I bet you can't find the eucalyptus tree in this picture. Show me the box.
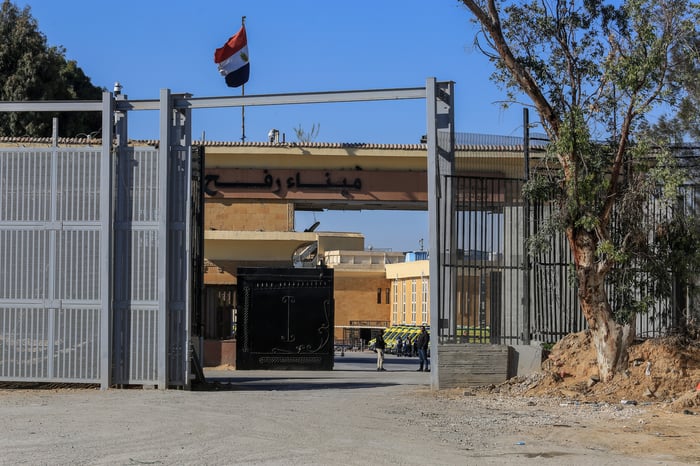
[460,0,700,381]
[0,0,103,137]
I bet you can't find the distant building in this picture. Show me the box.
[323,249,405,347]
[385,254,431,328]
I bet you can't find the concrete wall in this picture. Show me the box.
[206,200,293,231]
[509,344,544,378]
[202,339,236,367]
[437,344,512,388]
[436,343,543,388]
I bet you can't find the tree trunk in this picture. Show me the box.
[569,229,635,382]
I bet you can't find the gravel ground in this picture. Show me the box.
[0,351,697,465]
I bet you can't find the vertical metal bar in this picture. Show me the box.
[426,78,440,386]
[427,78,454,389]
[459,184,465,334]
[157,89,171,389]
[19,305,26,378]
[522,108,531,344]
[51,118,58,147]
[11,308,16,378]
[464,179,471,333]
[130,311,137,379]
[27,309,33,378]
[68,309,74,378]
[2,309,8,377]
[77,309,82,379]
[176,100,192,388]
[46,128,60,380]
[99,91,114,389]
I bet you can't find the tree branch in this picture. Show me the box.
[461,0,561,136]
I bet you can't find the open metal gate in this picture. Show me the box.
[445,176,527,345]
[111,89,194,387]
[0,146,108,383]
[0,91,195,388]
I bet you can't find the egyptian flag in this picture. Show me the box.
[214,26,250,88]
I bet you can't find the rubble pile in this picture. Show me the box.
[480,330,700,412]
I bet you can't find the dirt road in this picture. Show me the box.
[0,351,698,465]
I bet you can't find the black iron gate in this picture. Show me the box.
[236,267,334,370]
[443,175,526,345]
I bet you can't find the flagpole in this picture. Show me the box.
[240,15,246,142]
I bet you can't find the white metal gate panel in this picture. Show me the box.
[166,146,191,386]
[113,147,161,385]
[111,144,191,387]
[0,148,103,383]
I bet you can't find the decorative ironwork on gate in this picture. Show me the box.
[236,267,334,370]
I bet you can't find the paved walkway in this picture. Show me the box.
[203,350,430,389]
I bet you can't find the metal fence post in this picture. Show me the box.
[427,78,455,389]
[100,91,114,389]
[522,108,531,345]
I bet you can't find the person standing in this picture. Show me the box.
[375,329,387,371]
[416,326,430,372]
[395,336,403,357]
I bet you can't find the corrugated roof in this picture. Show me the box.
[0,137,542,152]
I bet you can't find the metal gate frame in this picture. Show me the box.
[1,80,448,389]
[0,96,113,387]
[0,91,194,389]
[111,89,193,388]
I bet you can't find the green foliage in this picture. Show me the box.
[466,0,700,141]
[463,0,700,325]
[0,0,103,137]
[604,206,700,325]
[647,210,700,298]
[596,148,694,323]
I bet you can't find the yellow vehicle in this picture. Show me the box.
[385,325,408,352]
[386,325,428,354]
[367,327,394,350]
[456,325,490,343]
[368,325,430,353]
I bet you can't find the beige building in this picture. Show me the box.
[324,249,405,345]
[385,257,431,328]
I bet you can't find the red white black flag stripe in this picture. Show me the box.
[214,26,250,88]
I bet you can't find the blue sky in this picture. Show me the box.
[17,0,529,252]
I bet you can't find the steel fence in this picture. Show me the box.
[437,167,699,346]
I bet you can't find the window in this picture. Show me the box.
[401,281,406,323]
[386,288,390,304]
[377,288,382,304]
[392,281,398,323]
[421,277,429,324]
[411,279,417,324]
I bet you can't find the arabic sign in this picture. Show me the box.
[203,168,429,203]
